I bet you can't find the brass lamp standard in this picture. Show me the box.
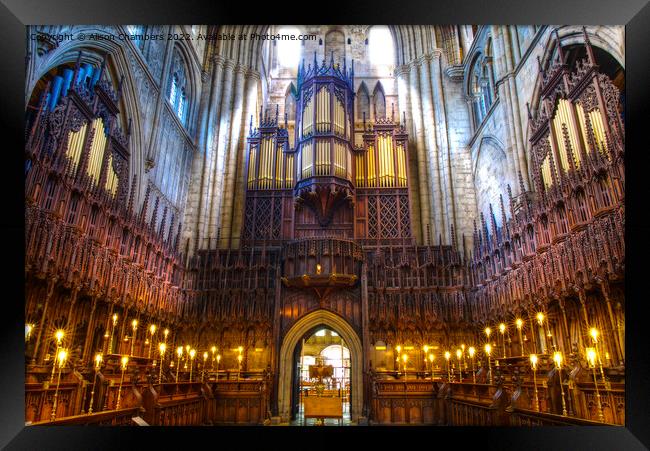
[589,327,609,389]
[147,325,157,359]
[428,354,435,380]
[202,352,208,382]
[25,323,34,342]
[586,347,605,422]
[50,329,65,383]
[469,347,476,383]
[237,354,243,380]
[553,351,568,416]
[499,323,507,358]
[50,348,68,421]
[175,346,183,382]
[158,343,166,384]
[109,314,118,354]
[189,349,196,382]
[461,344,467,370]
[88,353,102,414]
[530,354,540,412]
[484,327,492,342]
[484,344,493,385]
[216,354,221,379]
[444,351,451,382]
[130,320,138,357]
[115,355,129,410]
[401,353,408,378]
[455,349,463,381]
[423,345,429,373]
[395,345,402,372]
[516,318,524,356]
[210,346,217,371]
[536,312,546,352]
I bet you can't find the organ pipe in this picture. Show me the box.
[65,122,88,177]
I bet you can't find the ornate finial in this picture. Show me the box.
[554,28,565,64]
[284,112,288,128]
[330,50,334,67]
[313,51,318,70]
[362,111,366,131]
[518,170,526,194]
[582,26,596,65]
[391,103,395,122]
[275,103,279,124]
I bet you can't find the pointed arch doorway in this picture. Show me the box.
[277,309,363,424]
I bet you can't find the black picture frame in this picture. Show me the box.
[2,0,649,449]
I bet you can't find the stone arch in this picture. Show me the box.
[372,81,386,120]
[356,81,370,121]
[277,309,363,423]
[473,136,510,227]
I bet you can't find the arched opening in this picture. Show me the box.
[292,327,351,425]
[277,309,363,424]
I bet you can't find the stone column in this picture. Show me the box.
[219,63,247,248]
[419,54,444,243]
[230,70,260,248]
[407,61,434,244]
[194,55,225,252]
[208,59,235,248]
[395,64,424,244]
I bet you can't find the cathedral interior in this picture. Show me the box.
[24,24,625,426]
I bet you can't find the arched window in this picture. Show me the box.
[276,27,302,69]
[373,83,386,120]
[368,26,395,68]
[167,48,190,126]
[356,83,370,122]
[468,39,496,129]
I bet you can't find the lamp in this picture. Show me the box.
[175,346,183,382]
[115,355,129,410]
[237,354,243,380]
[25,323,34,342]
[586,347,605,422]
[130,319,138,356]
[484,327,491,340]
[499,323,507,358]
[147,324,157,359]
[484,344,493,384]
[461,344,467,370]
[444,351,451,382]
[163,328,169,344]
[202,352,208,382]
[158,343,166,384]
[210,346,217,371]
[515,318,524,355]
[109,313,118,354]
[589,327,608,388]
[401,353,408,377]
[50,329,65,383]
[189,349,196,382]
[423,345,429,372]
[50,348,68,421]
[469,347,476,383]
[87,352,103,414]
[428,354,435,380]
[455,349,462,380]
[553,351,567,416]
[530,354,540,412]
[216,354,221,378]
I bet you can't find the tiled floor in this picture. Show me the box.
[289,402,353,426]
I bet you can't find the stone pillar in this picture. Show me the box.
[219,64,247,248]
[195,55,225,252]
[395,64,424,244]
[419,53,444,244]
[230,70,260,248]
[407,61,434,244]
[208,59,235,248]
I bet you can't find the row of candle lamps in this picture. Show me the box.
[27,320,249,422]
[390,317,609,422]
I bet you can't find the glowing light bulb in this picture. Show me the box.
[468,347,476,358]
[530,354,538,369]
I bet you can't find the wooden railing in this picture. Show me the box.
[28,407,143,426]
